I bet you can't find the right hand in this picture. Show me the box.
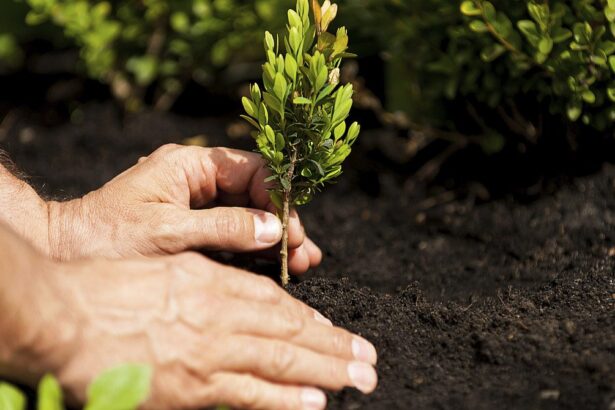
[23,252,378,410]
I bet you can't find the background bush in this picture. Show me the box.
[20,0,292,111]
[1,0,614,148]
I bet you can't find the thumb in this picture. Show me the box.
[174,207,283,252]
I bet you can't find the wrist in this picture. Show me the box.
[47,197,91,261]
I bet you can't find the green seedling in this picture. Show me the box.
[242,0,360,286]
[0,364,151,410]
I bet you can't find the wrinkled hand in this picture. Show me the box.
[48,144,321,274]
[28,252,377,410]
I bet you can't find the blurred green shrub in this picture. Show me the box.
[0,363,151,410]
[3,0,615,142]
[23,0,293,111]
[461,0,615,132]
[339,0,615,143]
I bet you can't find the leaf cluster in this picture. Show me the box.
[22,0,291,111]
[461,0,615,129]
[0,364,151,410]
[242,0,360,208]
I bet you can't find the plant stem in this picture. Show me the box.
[280,150,297,286]
[280,189,290,286]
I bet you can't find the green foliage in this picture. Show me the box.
[242,0,360,209]
[340,0,615,137]
[460,0,615,129]
[85,364,152,410]
[37,374,63,410]
[0,364,152,410]
[0,34,23,70]
[22,0,292,110]
[0,382,26,410]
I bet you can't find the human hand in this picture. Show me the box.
[47,144,321,274]
[11,252,377,410]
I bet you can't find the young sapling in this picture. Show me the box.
[241,0,360,286]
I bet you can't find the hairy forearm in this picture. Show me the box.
[0,223,79,385]
[0,161,51,255]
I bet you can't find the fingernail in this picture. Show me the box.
[253,213,282,245]
[347,362,378,394]
[301,388,326,410]
[352,336,378,364]
[314,310,333,326]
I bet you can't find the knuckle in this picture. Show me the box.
[278,309,304,338]
[154,143,181,157]
[214,210,247,246]
[234,378,262,409]
[270,342,296,376]
[256,276,283,303]
[331,331,350,357]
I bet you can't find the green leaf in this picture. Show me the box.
[538,37,553,55]
[242,97,257,118]
[482,2,496,22]
[273,73,288,102]
[265,125,276,145]
[240,115,260,130]
[334,121,346,141]
[170,12,190,34]
[347,122,360,145]
[258,103,268,126]
[0,382,26,410]
[517,20,540,46]
[269,191,283,210]
[85,364,152,410]
[284,54,298,82]
[287,10,302,29]
[567,100,582,122]
[479,132,505,155]
[263,92,283,116]
[469,20,488,33]
[332,27,349,57]
[280,177,291,191]
[125,56,158,86]
[481,44,506,62]
[293,97,312,105]
[315,84,336,104]
[289,27,301,55]
[582,89,596,104]
[264,31,275,51]
[552,27,572,43]
[460,1,481,16]
[275,132,286,151]
[315,67,328,93]
[38,374,63,410]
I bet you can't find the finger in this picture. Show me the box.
[288,245,311,275]
[267,205,305,249]
[209,372,327,410]
[304,237,323,267]
[166,207,283,252]
[216,298,377,364]
[176,254,332,326]
[210,335,378,394]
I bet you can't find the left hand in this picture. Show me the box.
[47,144,322,275]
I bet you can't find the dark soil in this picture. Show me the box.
[2,103,614,410]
